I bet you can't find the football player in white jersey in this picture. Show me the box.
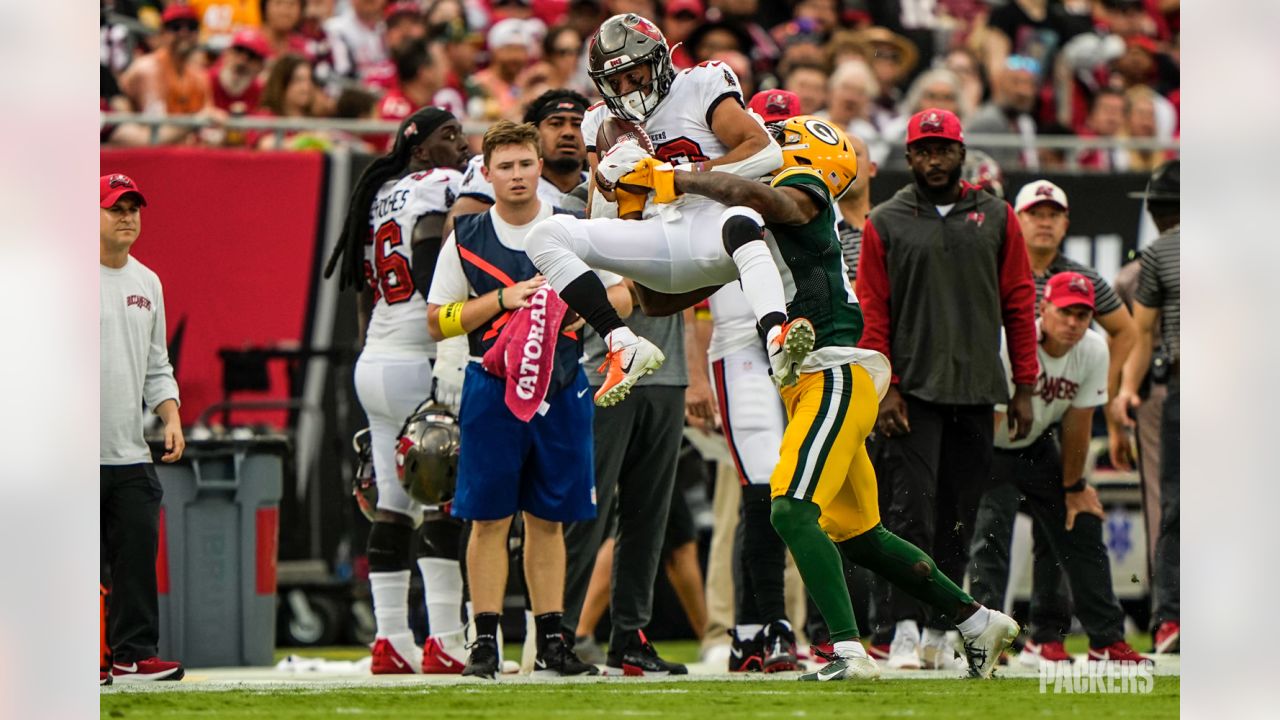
[449,89,592,220]
[323,107,471,675]
[524,13,815,408]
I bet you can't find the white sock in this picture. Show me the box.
[369,570,411,639]
[605,326,638,351]
[922,627,949,645]
[736,624,763,638]
[834,640,869,659]
[894,619,920,644]
[417,557,464,636]
[521,610,537,673]
[730,242,787,327]
[956,607,993,640]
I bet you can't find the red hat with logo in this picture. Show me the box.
[1044,272,1095,311]
[100,174,148,208]
[230,29,272,59]
[748,89,802,123]
[907,108,964,145]
[162,4,199,26]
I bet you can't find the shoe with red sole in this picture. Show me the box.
[867,643,891,662]
[604,629,688,677]
[100,671,112,686]
[371,636,421,675]
[762,621,799,673]
[1018,640,1074,667]
[727,629,762,672]
[421,635,465,674]
[1088,641,1152,664]
[810,642,835,665]
[1154,622,1180,654]
[111,657,184,682]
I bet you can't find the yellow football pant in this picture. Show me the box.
[770,363,880,542]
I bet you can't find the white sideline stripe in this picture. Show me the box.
[790,369,842,500]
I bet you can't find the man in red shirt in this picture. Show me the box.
[209,30,269,115]
[856,108,1038,670]
[377,38,449,150]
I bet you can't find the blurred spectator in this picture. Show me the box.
[782,63,827,117]
[326,0,396,89]
[881,68,972,166]
[191,0,263,50]
[817,59,884,166]
[710,50,754,99]
[850,27,919,120]
[966,55,1042,169]
[1096,0,1157,39]
[563,0,607,41]
[979,0,1090,93]
[775,34,828,82]
[540,24,591,95]
[792,0,839,37]
[1075,87,1126,171]
[663,0,705,69]
[297,0,339,88]
[944,48,988,117]
[471,19,536,121]
[379,39,452,137]
[384,2,428,54]
[491,0,537,22]
[261,0,308,57]
[707,0,780,85]
[119,5,212,115]
[433,18,483,110]
[254,53,327,148]
[425,0,466,29]
[209,30,268,116]
[961,149,1006,198]
[825,29,865,69]
[685,20,752,65]
[333,85,381,120]
[1123,84,1174,171]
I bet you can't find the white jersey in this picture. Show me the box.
[457,154,584,209]
[995,322,1109,450]
[363,167,462,357]
[706,281,759,363]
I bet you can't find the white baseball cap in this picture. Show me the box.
[488,18,533,50]
[1014,180,1069,213]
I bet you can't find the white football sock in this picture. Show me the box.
[369,570,412,639]
[833,640,869,659]
[730,242,787,327]
[736,624,764,638]
[417,557,464,637]
[895,619,920,643]
[956,607,993,639]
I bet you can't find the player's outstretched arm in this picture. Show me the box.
[673,171,818,226]
[705,100,782,177]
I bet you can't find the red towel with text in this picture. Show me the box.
[482,286,569,422]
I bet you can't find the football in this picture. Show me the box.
[595,116,656,157]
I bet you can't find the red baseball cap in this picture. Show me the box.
[667,0,705,16]
[230,29,272,59]
[384,1,422,22]
[1044,272,1095,311]
[748,89,801,123]
[162,4,199,26]
[907,108,964,145]
[100,174,147,208]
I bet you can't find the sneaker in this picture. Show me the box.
[100,671,112,686]
[767,318,815,388]
[728,629,763,672]
[371,636,421,675]
[762,621,798,673]
[111,657,184,682]
[887,621,922,670]
[462,639,501,680]
[867,643,891,662]
[533,635,600,678]
[574,635,607,665]
[799,645,880,681]
[421,635,465,674]
[1154,621,1180,654]
[1088,641,1152,664]
[921,628,967,670]
[961,610,1020,679]
[595,336,665,407]
[808,641,834,664]
[1019,639,1073,667]
[605,630,688,677]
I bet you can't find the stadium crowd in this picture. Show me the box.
[101,0,1179,167]
[100,0,1180,686]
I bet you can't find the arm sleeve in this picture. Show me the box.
[143,276,180,412]
[1072,331,1110,408]
[999,206,1040,386]
[855,218,896,382]
[425,233,471,305]
[1134,246,1165,308]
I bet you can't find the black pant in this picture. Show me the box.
[1153,386,1180,626]
[101,463,163,663]
[872,396,993,633]
[968,433,1127,646]
[561,386,685,647]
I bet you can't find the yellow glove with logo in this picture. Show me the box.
[613,186,648,218]
[619,158,681,204]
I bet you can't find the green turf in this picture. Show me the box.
[100,677,1179,719]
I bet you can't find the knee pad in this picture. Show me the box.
[721,212,765,256]
[418,515,463,560]
[769,496,819,538]
[367,521,413,573]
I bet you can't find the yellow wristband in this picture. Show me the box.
[439,302,467,338]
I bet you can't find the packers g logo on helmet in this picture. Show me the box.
[770,115,859,201]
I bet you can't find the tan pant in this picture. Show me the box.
[1137,384,1167,571]
[701,461,808,653]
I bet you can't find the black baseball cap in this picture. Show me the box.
[1128,159,1179,201]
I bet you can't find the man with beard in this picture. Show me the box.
[855,108,1039,671]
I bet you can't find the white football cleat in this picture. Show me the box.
[595,336,665,407]
[887,620,922,670]
[767,318,816,388]
[962,610,1020,679]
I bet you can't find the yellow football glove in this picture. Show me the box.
[614,186,648,217]
[619,158,681,204]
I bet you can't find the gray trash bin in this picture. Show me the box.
[152,438,287,668]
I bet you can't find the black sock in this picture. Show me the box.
[740,485,788,622]
[757,312,786,339]
[474,612,500,645]
[535,612,564,654]
[560,272,626,338]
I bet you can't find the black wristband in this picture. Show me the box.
[497,286,506,311]
[1064,477,1087,494]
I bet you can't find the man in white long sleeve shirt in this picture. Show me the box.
[100,173,185,684]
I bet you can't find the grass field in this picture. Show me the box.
[101,638,1179,719]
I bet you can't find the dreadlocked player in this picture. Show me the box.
[324,107,472,674]
[621,116,1020,680]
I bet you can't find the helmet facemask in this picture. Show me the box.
[588,14,675,122]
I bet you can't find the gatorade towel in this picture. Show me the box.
[482,286,569,422]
